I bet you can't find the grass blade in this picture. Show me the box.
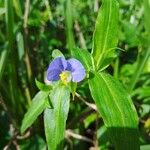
[13,0,22,17]
[65,0,75,54]
[0,0,14,81]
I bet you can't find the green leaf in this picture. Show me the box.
[21,91,50,134]
[44,85,70,150]
[35,79,52,91]
[69,81,77,100]
[88,72,140,150]
[72,48,93,72]
[98,48,118,71]
[97,125,108,146]
[92,0,119,70]
[133,86,150,99]
[84,113,97,128]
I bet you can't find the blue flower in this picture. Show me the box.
[47,57,86,84]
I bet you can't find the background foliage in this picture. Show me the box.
[0,0,150,149]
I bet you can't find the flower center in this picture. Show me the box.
[59,71,71,85]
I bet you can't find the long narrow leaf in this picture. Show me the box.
[21,91,50,133]
[44,85,70,150]
[92,0,119,70]
[89,72,139,150]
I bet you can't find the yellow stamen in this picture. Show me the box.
[59,71,70,85]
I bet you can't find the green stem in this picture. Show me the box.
[0,0,15,81]
[129,47,150,92]
[24,0,35,95]
[114,58,119,79]
[65,0,75,55]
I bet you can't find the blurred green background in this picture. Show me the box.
[0,0,150,149]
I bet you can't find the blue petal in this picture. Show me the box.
[67,58,86,82]
[47,69,61,81]
[48,57,67,71]
[47,57,67,81]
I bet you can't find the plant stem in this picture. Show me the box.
[74,20,87,49]
[114,58,119,79]
[24,0,34,94]
[129,47,150,92]
[65,0,75,54]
